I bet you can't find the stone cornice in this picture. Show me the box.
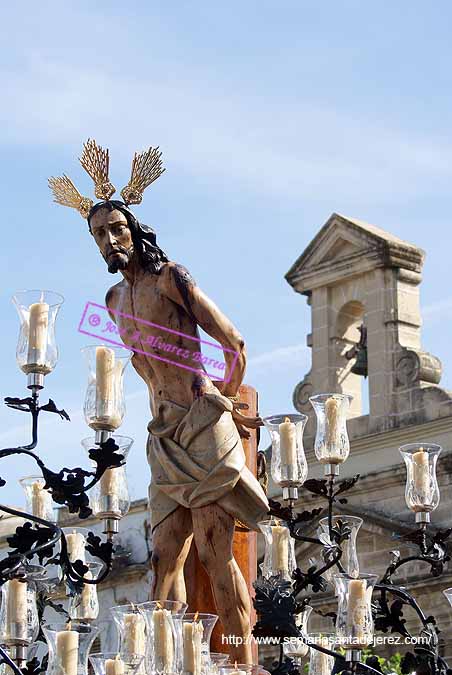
[286,213,424,294]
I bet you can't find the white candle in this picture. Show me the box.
[31,481,52,519]
[27,302,49,368]
[124,613,146,656]
[56,624,79,675]
[95,346,116,422]
[413,449,430,503]
[66,531,86,564]
[324,397,342,462]
[228,668,246,675]
[183,620,203,674]
[6,579,28,640]
[79,571,98,620]
[271,524,289,573]
[100,467,120,513]
[153,608,174,670]
[279,417,297,474]
[105,655,125,675]
[310,639,332,675]
[347,579,368,646]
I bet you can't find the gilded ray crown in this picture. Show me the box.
[48,139,166,218]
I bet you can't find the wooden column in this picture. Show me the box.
[185,384,259,661]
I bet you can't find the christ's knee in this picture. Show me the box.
[152,546,182,577]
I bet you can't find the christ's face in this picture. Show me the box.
[90,208,134,273]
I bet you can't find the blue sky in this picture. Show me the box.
[1,0,452,507]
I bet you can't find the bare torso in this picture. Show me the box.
[106,262,214,414]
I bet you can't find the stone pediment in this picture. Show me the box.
[286,213,425,294]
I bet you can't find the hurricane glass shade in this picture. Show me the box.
[82,345,132,432]
[138,600,188,674]
[43,621,99,675]
[334,573,378,649]
[81,435,133,519]
[309,393,353,465]
[262,414,308,488]
[399,443,441,513]
[318,515,363,579]
[12,290,64,376]
[258,518,296,582]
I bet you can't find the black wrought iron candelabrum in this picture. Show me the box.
[0,290,134,675]
[253,395,452,675]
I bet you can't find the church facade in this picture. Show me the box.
[280,213,452,661]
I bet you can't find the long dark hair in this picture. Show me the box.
[87,200,169,274]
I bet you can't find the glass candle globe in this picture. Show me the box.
[258,517,296,582]
[0,576,40,646]
[81,435,133,520]
[283,605,313,660]
[310,393,353,474]
[399,443,441,523]
[89,652,144,675]
[82,345,132,433]
[19,475,55,522]
[110,605,147,660]
[173,614,218,675]
[42,621,99,675]
[443,588,452,608]
[263,414,308,500]
[68,562,103,622]
[308,635,336,675]
[12,290,64,388]
[137,600,187,675]
[334,573,378,651]
[318,515,363,579]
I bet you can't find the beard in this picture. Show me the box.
[105,245,134,273]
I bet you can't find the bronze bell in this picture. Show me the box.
[350,345,368,377]
[345,324,368,378]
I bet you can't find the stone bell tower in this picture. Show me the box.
[286,213,452,436]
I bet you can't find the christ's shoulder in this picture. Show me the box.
[158,261,196,289]
[105,280,126,309]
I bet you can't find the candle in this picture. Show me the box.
[96,346,116,422]
[27,302,49,369]
[6,579,28,640]
[56,624,79,675]
[124,613,146,656]
[271,523,289,573]
[228,665,246,675]
[324,397,342,462]
[310,637,332,675]
[31,481,52,519]
[79,571,98,620]
[347,579,368,646]
[153,608,174,670]
[66,531,86,564]
[183,619,203,674]
[100,467,120,514]
[413,449,430,503]
[279,417,297,476]
[105,655,125,675]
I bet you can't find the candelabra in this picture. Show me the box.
[254,394,452,675]
[0,290,134,675]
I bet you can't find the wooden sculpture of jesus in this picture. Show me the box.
[89,201,269,662]
[48,140,269,662]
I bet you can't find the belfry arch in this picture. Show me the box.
[286,213,450,436]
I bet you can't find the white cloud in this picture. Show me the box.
[2,57,452,205]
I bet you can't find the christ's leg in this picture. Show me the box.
[151,506,193,601]
[192,504,252,664]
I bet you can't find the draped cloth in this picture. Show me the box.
[146,391,269,532]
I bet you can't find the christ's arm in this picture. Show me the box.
[161,262,246,397]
